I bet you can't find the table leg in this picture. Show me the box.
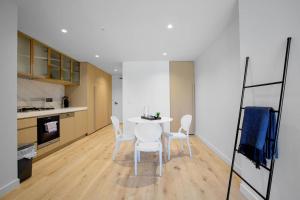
[160,123,168,162]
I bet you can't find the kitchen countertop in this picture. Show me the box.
[17,107,88,119]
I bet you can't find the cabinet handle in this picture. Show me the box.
[62,112,74,118]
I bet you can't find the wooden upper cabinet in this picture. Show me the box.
[49,49,61,80]
[17,32,31,76]
[61,55,71,82]
[33,41,48,78]
[72,60,80,85]
[17,31,80,85]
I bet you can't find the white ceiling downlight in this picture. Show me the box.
[61,29,68,33]
[114,69,118,72]
[167,24,173,29]
[162,52,167,56]
[95,54,100,58]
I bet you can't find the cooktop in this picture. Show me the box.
[17,107,55,113]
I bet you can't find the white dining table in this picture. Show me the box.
[127,116,173,125]
[127,116,173,160]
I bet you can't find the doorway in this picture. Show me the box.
[112,75,123,122]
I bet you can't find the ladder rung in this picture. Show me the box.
[234,150,271,171]
[233,170,266,200]
[244,81,283,88]
[241,107,279,113]
[260,164,271,171]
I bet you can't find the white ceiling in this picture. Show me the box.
[18,0,237,75]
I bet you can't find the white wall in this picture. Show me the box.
[112,75,123,121]
[123,61,170,134]
[17,78,65,108]
[0,0,19,197]
[238,1,300,199]
[194,14,241,167]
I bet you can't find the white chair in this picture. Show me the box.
[111,116,135,160]
[134,123,163,176]
[166,115,192,160]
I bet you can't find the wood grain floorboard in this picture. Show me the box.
[2,125,245,200]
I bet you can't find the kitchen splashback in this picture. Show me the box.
[17,78,64,108]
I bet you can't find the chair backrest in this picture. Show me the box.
[111,116,122,137]
[135,123,162,143]
[180,115,192,134]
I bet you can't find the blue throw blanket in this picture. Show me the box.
[238,106,278,168]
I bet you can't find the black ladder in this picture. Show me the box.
[226,37,292,200]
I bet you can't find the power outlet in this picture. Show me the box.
[45,98,53,102]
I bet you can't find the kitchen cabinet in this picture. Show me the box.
[17,117,37,130]
[94,73,107,130]
[91,65,112,132]
[17,32,31,76]
[17,110,88,160]
[94,71,112,130]
[60,112,75,145]
[75,111,88,138]
[33,41,48,78]
[17,117,37,145]
[36,142,60,158]
[62,55,71,81]
[18,127,37,145]
[17,31,80,85]
[49,49,61,80]
[17,117,38,160]
[65,63,112,134]
[72,60,80,84]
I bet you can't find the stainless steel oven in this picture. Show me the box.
[37,115,60,148]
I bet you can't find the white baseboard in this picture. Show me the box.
[195,134,261,200]
[240,183,259,200]
[0,179,19,198]
[195,134,241,173]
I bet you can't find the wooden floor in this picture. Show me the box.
[2,125,245,200]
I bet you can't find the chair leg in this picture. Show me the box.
[180,140,184,151]
[163,134,167,150]
[138,151,141,162]
[168,138,171,160]
[159,148,162,176]
[163,134,167,158]
[134,149,138,176]
[112,141,119,160]
[187,139,192,158]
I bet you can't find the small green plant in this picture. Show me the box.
[156,112,160,118]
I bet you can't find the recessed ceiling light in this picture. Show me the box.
[162,52,167,56]
[114,69,118,72]
[95,54,100,58]
[61,29,68,33]
[167,24,173,29]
